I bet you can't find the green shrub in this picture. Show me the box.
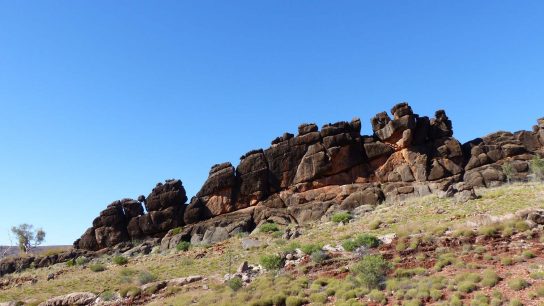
[394,267,426,278]
[530,271,544,279]
[260,254,283,270]
[355,234,380,248]
[529,156,544,180]
[458,280,477,293]
[75,256,89,266]
[430,289,442,301]
[522,250,535,259]
[90,263,106,272]
[508,278,529,291]
[285,296,304,306]
[100,291,116,301]
[369,219,382,230]
[434,253,455,271]
[66,259,75,267]
[481,269,500,287]
[138,270,157,285]
[120,286,141,298]
[113,256,128,265]
[171,227,182,235]
[227,277,243,291]
[342,234,380,252]
[534,285,544,297]
[272,294,287,305]
[509,299,523,306]
[301,243,322,255]
[311,250,327,264]
[368,289,386,304]
[471,293,489,306]
[309,292,328,303]
[260,223,280,233]
[176,241,191,252]
[283,241,301,253]
[331,212,352,223]
[501,257,513,266]
[351,254,391,289]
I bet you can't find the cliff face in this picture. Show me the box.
[75,103,544,250]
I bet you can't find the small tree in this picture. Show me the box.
[1,231,15,259]
[530,156,544,181]
[502,161,514,184]
[11,224,46,254]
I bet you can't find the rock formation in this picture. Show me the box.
[74,102,544,251]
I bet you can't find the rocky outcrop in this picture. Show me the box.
[75,179,187,250]
[75,103,544,252]
[38,292,96,306]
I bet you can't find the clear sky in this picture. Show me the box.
[1,1,543,245]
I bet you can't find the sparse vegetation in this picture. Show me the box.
[113,255,128,265]
[260,254,283,270]
[3,184,544,305]
[508,278,529,291]
[260,222,280,233]
[227,277,243,291]
[331,212,352,223]
[89,263,106,272]
[351,254,391,289]
[176,241,191,252]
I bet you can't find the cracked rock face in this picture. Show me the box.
[74,102,544,251]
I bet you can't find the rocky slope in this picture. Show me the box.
[74,102,544,251]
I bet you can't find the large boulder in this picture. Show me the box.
[38,292,97,306]
[237,150,270,207]
[145,179,188,212]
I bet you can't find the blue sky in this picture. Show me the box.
[1,1,543,245]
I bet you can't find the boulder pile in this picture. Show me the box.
[73,102,544,251]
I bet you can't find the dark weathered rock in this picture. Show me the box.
[145,179,187,212]
[73,102,544,254]
[237,150,270,207]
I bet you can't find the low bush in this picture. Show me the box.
[176,241,191,252]
[508,278,529,291]
[227,277,243,291]
[171,227,182,235]
[311,250,327,264]
[522,250,535,259]
[501,257,513,266]
[331,212,352,223]
[368,289,386,304]
[113,256,128,265]
[369,219,382,230]
[534,285,544,297]
[260,254,283,270]
[138,270,157,285]
[301,243,322,255]
[394,267,426,278]
[285,296,304,306]
[351,254,391,289]
[309,292,328,303]
[509,299,523,306]
[90,263,106,272]
[458,280,477,293]
[75,256,89,266]
[481,269,500,288]
[260,222,280,233]
[342,234,380,252]
[100,291,116,301]
[120,286,141,298]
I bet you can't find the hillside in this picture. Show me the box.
[1,102,544,306]
[1,183,544,305]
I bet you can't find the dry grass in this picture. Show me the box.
[1,183,544,304]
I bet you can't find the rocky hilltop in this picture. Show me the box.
[75,102,544,251]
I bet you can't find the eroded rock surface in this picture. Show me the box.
[73,102,544,252]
